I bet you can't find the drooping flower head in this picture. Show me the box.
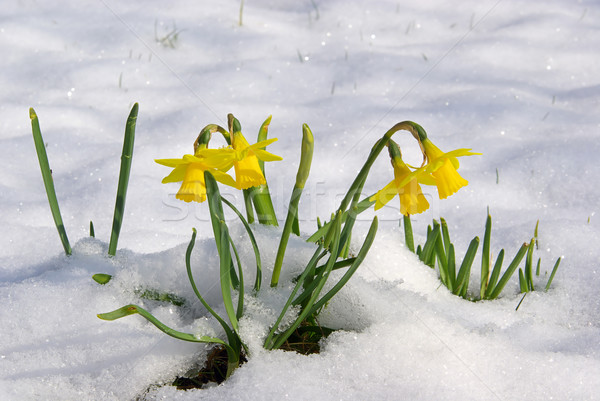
[370,142,432,216]
[405,122,480,199]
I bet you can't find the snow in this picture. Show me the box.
[1,0,599,400]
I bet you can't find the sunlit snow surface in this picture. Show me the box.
[1,1,599,400]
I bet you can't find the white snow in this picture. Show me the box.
[1,0,599,400]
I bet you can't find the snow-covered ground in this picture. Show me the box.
[1,0,599,400]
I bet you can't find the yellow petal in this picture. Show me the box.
[253,148,283,162]
[370,180,398,210]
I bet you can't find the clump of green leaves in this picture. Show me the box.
[404,213,561,301]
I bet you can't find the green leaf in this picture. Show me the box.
[518,268,528,293]
[97,303,240,378]
[524,239,535,291]
[545,257,561,291]
[446,243,456,292]
[480,214,492,299]
[89,221,95,237]
[484,249,505,298]
[218,220,239,332]
[486,243,528,300]
[205,171,239,289]
[420,224,440,268]
[29,108,71,256]
[227,233,244,320]
[98,304,227,344]
[92,273,112,285]
[403,214,415,253]
[108,103,138,256]
[185,228,238,348]
[221,197,262,293]
[454,236,479,297]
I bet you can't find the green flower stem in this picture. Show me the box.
[108,103,138,256]
[271,185,303,287]
[270,124,314,287]
[310,121,423,251]
[29,108,72,256]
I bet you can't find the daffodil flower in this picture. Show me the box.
[420,138,480,199]
[370,154,431,216]
[230,131,282,190]
[155,153,237,203]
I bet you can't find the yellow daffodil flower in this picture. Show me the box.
[421,138,480,199]
[230,131,282,190]
[155,153,237,203]
[370,155,431,216]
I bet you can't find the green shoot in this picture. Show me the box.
[271,124,314,287]
[108,103,138,256]
[403,215,415,252]
[545,257,562,291]
[29,108,72,256]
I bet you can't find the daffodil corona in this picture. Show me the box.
[155,153,238,203]
[421,138,480,199]
[230,131,282,190]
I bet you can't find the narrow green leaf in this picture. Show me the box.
[108,103,138,256]
[518,268,528,293]
[434,221,449,285]
[227,233,244,320]
[535,257,541,276]
[221,197,262,292]
[98,304,224,342]
[89,221,95,237]
[525,239,535,291]
[545,257,561,291]
[454,236,479,296]
[242,190,255,224]
[185,228,238,347]
[446,243,456,292]
[97,303,239,374]
[29,108,71,256]
[205,171,239,288]
[420,224,440,268]
[480,214,492,299]
[440,218,451,257]
[487,243,528,300]
[403,214,415,253]
[218,221,238,332]
[484,249,505,298]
